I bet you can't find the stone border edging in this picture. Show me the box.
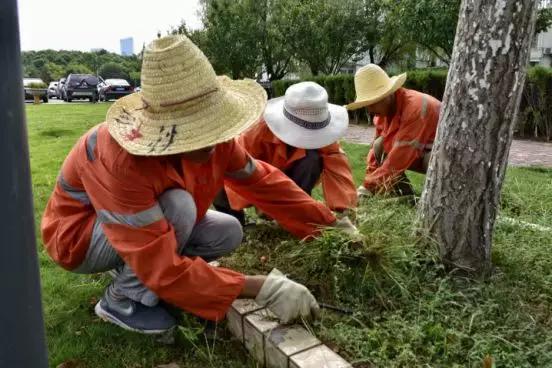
[227,299,353,368]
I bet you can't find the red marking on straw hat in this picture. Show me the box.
[125,128,143,141]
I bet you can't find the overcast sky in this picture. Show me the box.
[17,0,202,53]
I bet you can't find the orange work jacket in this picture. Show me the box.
[41,124,336,321]
[364,88,441,191]
[227,121,357,211]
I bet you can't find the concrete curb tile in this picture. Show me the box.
[290,345,352,368]
[244,308,280,365]
[227,299,264,343]
[265,325,322,368]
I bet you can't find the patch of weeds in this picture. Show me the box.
[28,104,552,367]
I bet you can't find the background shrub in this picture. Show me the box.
[272,67,552,140]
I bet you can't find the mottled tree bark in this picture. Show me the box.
[418,0,537,275]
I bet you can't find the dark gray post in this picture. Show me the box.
[0,0,49,366]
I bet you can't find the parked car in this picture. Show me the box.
[64,74,99,102]
[57,78,66,100]
[48,82,58,98]
[98,78,133,101]
[23,78,48,103]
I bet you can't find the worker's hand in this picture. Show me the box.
[333,216,360,237]
[255,268,319,324]
[357,185,372,198]
[335,208,357,222]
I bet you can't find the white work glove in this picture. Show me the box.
[255,269,320,324]
[357,185,372,198]
[334,216,360,237]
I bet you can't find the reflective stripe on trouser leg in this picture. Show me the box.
[72,217,161,307]
[73,220,123,274]
[113,189,198,307]
[114,195,243,304]
[77,189,241,306]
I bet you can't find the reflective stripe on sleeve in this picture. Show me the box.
[86,128,98,161]
[58,174,91,205]
[421,95,428,118]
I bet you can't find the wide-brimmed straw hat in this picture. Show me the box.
[263,82,348,149]
[346,64,406,110]
[106,35,267,156]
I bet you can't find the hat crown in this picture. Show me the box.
[354,64,393,101]
[141,35,219,109]
[283,82,329,123]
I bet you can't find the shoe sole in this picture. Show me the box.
[94,301,171,335]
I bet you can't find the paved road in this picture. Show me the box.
[33,98,111,105]
[345,124,552,168]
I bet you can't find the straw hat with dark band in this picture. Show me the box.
[106,35,267,156]
[346,64,406,110]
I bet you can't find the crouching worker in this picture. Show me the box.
[346,64,441,196]
[215,82,357,224]
[41,35,337,334]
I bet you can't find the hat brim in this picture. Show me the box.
[346,73,407,111]
[106,76,267,156]
[264,97,349,149]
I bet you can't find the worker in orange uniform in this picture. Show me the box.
[346,64,441,196]
[215,82,357,224]
[41,35,355,335]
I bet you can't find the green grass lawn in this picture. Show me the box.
[28,104,552,367]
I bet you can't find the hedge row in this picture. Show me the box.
[272,67,552,140]
[519,67,552,141]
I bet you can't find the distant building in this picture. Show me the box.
[90,48,103,52]
[120,37,134,56]
[531,29,552,67]
[531,1,552,67]
[339,53,370,74]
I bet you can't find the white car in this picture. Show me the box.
[48,81,59,98]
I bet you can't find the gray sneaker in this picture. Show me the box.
[94,289,176,334]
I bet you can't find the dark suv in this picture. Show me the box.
[64,74,99,102]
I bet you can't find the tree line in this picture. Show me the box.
[172,0,552,80]
[21,49,141,85]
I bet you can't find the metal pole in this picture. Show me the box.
[0,0,49,366]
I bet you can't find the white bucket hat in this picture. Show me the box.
[263,82,349,149]
[346,64,406,110]
[105,35,267,156]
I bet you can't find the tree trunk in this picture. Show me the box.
[369,47,375,64]
[417,0,537,276]
[310,65,319,76]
